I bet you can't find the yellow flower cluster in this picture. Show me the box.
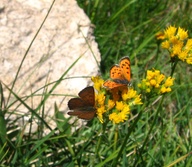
[158,26,192,64]
[92,76,142,124]
[138,69,174,95]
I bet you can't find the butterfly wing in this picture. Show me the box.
[78,86,95,106]
[68,98,85,110]
[67,86,96,120]
[119,56,131,82]
[104,65,125,89]
[103,80,125,89]
[103,57,131,89]
[110,65,124,80]
[68,110,96,120]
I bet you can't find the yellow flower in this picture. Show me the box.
[122,88,138,101]
[164,77,174,87]
[185,39,192,51]
[156,74,165,84]
[138,83,142,88]
[172,42,183,56]
[145,69,165,88]
[155,84,160,88]
[160,86,172,94]
[146,88,151,93]
[109,113,121,124]
[162,40,170,49]
[159,77,174,94]
[177,27,188,40]
[154,69,160,75]
[127,88,138,99]
[186,56,192,64]
[121,89,129,101]
[164,26,177,38]
[109,104,130,124]
[92,76,104,91]
[121,104,130,114]
[138,69,174,95]
[146,70,155,80]
[167,87,171,92]
[96,106,106,123]
[96,93,105,106]
[120,105,130,118]
[108,99,115,110]
[160,86,167,94]
[146,81,150,86]
[91,73,142,124]
[133,95,143,105]
[178,50,188,61]
[97,106,106,114]
[121,88,142,107]
[160,26,192,64]
[170,36,180,45]
[150,79,157,86]
[156,31,165,40]
[116,101,124,111]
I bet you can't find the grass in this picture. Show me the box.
[1,0,192,166]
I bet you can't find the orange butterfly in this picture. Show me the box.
[67,86,96,120]
[103,56,131,89]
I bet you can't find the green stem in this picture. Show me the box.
[112,104,145,166]
[136,95,164,164]
[95,119,109,161]
[170,59,178,77]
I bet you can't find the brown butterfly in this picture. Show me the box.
[67,86,96,120]
[103,56,131,89]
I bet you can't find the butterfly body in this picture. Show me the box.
[67,86,96,120]
[103,56,131,89]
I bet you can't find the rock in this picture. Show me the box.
[0,0,100,134]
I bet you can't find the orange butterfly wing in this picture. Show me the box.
[103,80,122,89]
[103,56,131,89]
[110,65,125,80]
[119,56,131,82]
[67,86,96,120]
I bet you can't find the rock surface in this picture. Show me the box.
[0,0,100,133]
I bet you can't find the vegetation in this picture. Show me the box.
[0,0,192,166]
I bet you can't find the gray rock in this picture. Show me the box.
[0,0,100,134]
